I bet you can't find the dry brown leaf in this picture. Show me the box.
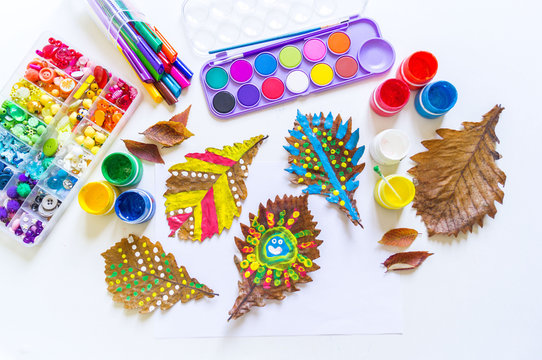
[383,251,433,272]
[169,104,191,126]
[141,121,194,147]
[122,139,164,164]
[228,194,322,320]
[408,105,506,237]
[379,228,419,248]
[101,234,217,314]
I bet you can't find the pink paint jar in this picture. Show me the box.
[396,51,438,90]
[370,78,410,117]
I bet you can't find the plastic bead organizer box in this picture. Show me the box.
[0,35,141,246]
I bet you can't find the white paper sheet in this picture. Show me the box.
[152,161,403,338]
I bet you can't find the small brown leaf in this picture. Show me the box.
[379,228,419,248]
[383,251,433,272]
[122,139,164,164]
[169,104,191,126]
[141,121,194,147]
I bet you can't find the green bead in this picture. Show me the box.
[28,117,39,127]
[36,125,46,135]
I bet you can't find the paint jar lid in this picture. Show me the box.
[101,152,143,187]
[181,0,367,55]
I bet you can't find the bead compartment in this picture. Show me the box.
[0,35,141,246]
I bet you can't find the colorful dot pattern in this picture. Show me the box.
[102,234,215,314]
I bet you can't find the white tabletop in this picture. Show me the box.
[1,0,541,359]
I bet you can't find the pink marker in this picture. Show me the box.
[170,66,190,89]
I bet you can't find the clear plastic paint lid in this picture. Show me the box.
[181,0,369,55]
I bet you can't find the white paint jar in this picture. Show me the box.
[369,129,410,165]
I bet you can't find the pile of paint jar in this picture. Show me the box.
[78,152,155,224]
[370,51,457,119]
[367,51,458,210]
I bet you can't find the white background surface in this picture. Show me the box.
[1,0,541,359]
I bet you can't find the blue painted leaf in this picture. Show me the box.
[284,111,366,227]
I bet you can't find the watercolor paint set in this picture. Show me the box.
[0,35,141,246]
[200,16,395,118]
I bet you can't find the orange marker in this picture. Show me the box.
[152,26,178,63]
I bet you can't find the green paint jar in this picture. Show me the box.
[101,152,143,187]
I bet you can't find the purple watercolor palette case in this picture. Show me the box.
[200,17,395,119]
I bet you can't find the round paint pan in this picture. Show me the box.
[303,38,327,62]
[327,31,351,55]
[229,59,254,83]
[254,52,278,76]
[286,70,310,94]
[237,83,261,108]
[334,55,358,79]
[310,63,334,86]
[205,66,229,90]
[278,46,302,69]
[212,91,236,114]
[261,77,285,100]
[357,38,395,74]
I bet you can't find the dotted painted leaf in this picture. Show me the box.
[228,194,322,320]
[102,234,216,314]
[284,111,365,227]
[165,135,267,241]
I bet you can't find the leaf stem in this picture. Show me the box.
[228,283,256,321]
[140,268,219,297]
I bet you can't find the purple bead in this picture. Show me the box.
[23,236,34,244]
[6,200,20,212]
[18,173,29,182]
[6,186,18,199]
[15,227,23,236]
[0,207,7,218]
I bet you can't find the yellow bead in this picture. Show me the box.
[43,115,53,124]
[40,94,53,106]
[74,135,85,145]
[94,132,107,144]
[83,126,96,138]
[50,104,60,115]
[86,90,95,98]
[82,137,95,149]
[82,98,92,109]
[90,146,100,155]
[90,83,99,92]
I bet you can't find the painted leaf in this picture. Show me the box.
[229,194,322,320]
[122,139,164,164]
[284,111,365,227]
[378,228,419,248]
[102,234,217,314]
[408,105,506,236]
[169,104,191,126]
[141,121,194,147]
[383,251,433,272]
[165,135,267,241]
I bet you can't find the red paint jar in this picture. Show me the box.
[370,79,410,117]
[396,51,438,90]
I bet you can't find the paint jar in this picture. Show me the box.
[396,51,438,90]
[370,129,410,166]
[415,81,458,119]
[78,181,119,215]
[114,189,156,224]
[374,175,415,209]
[101,152,143,187]
[370,79,410,117]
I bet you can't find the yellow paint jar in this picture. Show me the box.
[374,175,415,209]
[78,181,119,215]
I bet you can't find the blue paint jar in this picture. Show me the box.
[114,189,155,224]
[415,81,458,119]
